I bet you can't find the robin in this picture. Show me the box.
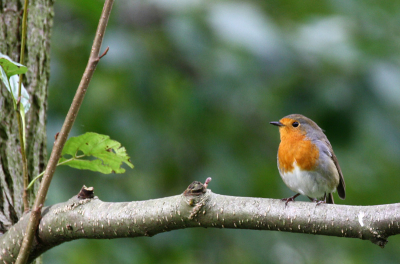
[270,114,345,205]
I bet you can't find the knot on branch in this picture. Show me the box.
[183,178,212,220]
[183,177,212,197]
[77,185,94,199]
[369,230,388,248]
[375,238,388,248]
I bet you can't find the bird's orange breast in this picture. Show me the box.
[278,131,319,173]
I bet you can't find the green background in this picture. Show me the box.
[44,0,400,263]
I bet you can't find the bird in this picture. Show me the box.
[270,114,345,205]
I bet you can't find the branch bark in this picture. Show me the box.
[1,182,399,263]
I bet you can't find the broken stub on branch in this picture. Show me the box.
[183,177,212,196]
[77,185,94,199]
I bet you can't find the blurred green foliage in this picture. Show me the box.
[45,0,400,263]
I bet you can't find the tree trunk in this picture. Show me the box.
[0,0,53,242]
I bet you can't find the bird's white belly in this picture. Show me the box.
[280,163,336,199]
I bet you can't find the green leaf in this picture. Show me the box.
[59,132,134,174]
[0,54,31,113]
[0,66,11,95]
[9,75,31,113]
[0,53,27,77]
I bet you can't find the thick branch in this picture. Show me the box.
[1,183,399,263]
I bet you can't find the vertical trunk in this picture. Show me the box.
[0,0,53,246]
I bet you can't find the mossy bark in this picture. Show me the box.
[0,0,53,262]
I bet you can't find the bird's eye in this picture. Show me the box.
[292,121,299,127]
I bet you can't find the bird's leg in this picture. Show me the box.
[282,193,300,206]
[308,193,326,206]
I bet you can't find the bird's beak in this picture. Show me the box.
[270,121,284,127]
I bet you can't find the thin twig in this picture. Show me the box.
[99,46,109,59]
[15,0,114,263]
[17,113,29,211]
[17,0,30,213]
[26,154,86,190]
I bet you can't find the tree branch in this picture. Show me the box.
[2,181,399,263]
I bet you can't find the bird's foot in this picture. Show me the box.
[281,193,300,206]
[308,195,326,206]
